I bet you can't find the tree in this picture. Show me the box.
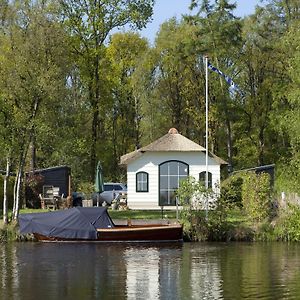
[0,0,70,221]
[134,18,208,145]
[233,2,292,169]
[60,0,154,180]
[188,0,242,169]
[275,19,300,192]
[105,32,149,178]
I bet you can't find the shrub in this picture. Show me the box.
[274,203,300,242]
[241,172,272,222]
[77,182,94,199]
[25,173,45,208]
[220,174,243,208]
[176,177,230,241]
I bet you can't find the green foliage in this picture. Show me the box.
[275,161,300,194]
[0,222,35,242]
[255,221,276,242]
[1,0,300,225]
[241,172,272,222]
[61,0,154,180]
[220,174,243,208]
[77,182,94,199]
[274,204,300,242]
[176,177,231,241]
[25,174,44,209]
[0,223,22,242]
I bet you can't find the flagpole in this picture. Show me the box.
[205,56,209,220]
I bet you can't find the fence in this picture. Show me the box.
[278,192,300,208]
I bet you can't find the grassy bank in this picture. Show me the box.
[0,208,178,242]
[0,206,298,242]
[0,222,35,242]
[0,208,264,242]
[109,209,176,220]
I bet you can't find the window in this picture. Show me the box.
[136,172,149,192]
[199,171,212,188]
[104,184,114,191]
[159,161,189,206]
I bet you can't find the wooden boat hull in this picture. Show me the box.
[33,224,183,242]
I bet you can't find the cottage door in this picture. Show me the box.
[159,160,189,206]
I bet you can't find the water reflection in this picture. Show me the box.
[1,242,300,299]
[125,247,159,299]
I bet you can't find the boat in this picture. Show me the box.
[19,207,183,242]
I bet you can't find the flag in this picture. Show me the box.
[207,61,243,96]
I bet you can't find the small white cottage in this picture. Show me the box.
[120,128,227,210]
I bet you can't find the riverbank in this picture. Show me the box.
[0,205,299,242]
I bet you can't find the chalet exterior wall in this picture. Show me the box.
[120,128,226,210]
[127,151,220,210]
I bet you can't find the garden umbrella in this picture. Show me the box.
[95,161,104,206]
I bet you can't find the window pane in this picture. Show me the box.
[159,161,188,206]
[142,173,147,181]
[160,164,168,175]
[168,162,178,175]
[199,172,212,188]
[168,190,176,206]
[137,182,142,191]
[178,163,188,175]
[104,184,113,191]
[159,191,168,206]
[169,176,178,189]
[208,172,212,188]
[136,172,148,192]
[160,176,168,189]
[199,172,205,182]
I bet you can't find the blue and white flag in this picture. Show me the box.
[207,62,243,96]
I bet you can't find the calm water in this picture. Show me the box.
[1,242,300,300]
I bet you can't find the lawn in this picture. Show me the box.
[2,207,244,222]
[14,208,177,220]
[108,209,177,220]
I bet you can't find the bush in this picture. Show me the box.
[241,172,272,222]
[274,203,300,241]
[0,223,26,242]
[77,182,94,199]
[275,159,300,194]
[220,174,243,208]
[25,173,45,208]
[176,177,231,241]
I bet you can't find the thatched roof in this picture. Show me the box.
[120,128,227,165]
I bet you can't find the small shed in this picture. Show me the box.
[120,128,227,210]
[25,166,71,208]
[232,164,275,187]
[33,166,71,196]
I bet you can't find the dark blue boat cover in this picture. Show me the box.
[19,207,115,240]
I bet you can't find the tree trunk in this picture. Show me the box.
[214,58,233,171]
[13,168,22,221]
[13,153,27,221]
[30,136,36,171]
[225,117,233,172]
[3,156,10,225]
[90,54,100,180]
[91,107,98,180]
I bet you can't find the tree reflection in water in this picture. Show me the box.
[1,242,300,299]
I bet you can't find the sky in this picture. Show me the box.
[137,0,265,43]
